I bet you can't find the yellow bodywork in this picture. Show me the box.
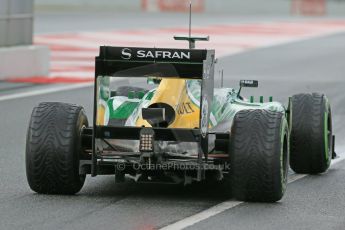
[97,105,106,125]
[136,79,200,128]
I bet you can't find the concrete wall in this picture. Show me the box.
[0,0,49,79]
[0,45,50,79]
[0,0,34,47]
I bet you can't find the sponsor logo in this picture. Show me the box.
[240,80,258,87]
[240,80,255,84]
[121,48,132,60]
[177,102,195,115]
[120,48,191,60]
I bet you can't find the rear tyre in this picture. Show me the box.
[290,93,332,174]
[230,110,289,202]
[26,102,88,194]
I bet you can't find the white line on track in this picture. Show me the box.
[0,82,93,102]
[159,154,345,230]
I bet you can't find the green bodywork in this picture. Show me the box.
[98,77,285,131]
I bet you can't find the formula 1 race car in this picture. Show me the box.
[25,35,336,202]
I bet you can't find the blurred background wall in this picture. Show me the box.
[34,0,345,15]
[0,0,49,79]
[0,0,34,47]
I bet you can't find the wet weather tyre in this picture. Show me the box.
[289,93,332,174]
[26,102,88,194]
[230,110,289,202]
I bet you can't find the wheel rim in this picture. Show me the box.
[281,133,289,191]
[324,110,332,164]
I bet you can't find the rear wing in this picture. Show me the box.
[94,46,215,132]
[92,46,215,175]
[94,46,215,136]
[95,46,213,79]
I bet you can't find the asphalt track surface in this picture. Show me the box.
[1,13,345,230]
